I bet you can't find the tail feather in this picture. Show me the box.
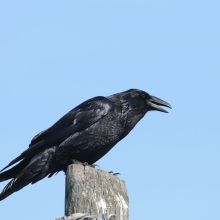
[0,147,56,201]
[0,159,31,182]
[0,177,30,201]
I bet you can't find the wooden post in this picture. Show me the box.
[65,164,129,220]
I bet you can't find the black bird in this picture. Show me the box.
[0,89,171,200]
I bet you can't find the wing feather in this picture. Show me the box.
[0,96,113,172]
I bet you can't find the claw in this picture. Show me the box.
[108,171,121,176]
[71,159,83,165]
[92,164,100,169]
[82,162,99,169]
[70,160,98,169]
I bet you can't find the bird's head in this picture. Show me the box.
[111,89,172,128]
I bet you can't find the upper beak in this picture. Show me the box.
[146,95,172,113]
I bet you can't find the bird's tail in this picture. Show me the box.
[0,159,31,182]
[0,147,56,201]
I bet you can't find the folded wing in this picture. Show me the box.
[0,96,113,172]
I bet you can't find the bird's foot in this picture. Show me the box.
[82,162,100,169]
[71,159,83,165]
[108,171,121,176]
[71,159,99,169]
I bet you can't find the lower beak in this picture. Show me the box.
[146,95,172,113]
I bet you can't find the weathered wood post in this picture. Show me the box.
[64,164,129,220]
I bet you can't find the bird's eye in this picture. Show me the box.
[141,93,146,98]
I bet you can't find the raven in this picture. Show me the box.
[0,89,171,200]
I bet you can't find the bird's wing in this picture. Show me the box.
[0,96,113,172]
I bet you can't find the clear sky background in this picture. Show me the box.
[0,1,220,219]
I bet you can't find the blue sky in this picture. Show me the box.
[0,1,220,219]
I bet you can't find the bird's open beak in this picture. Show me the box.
[146,96,172,113]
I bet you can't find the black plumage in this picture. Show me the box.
[0,89,171,200]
